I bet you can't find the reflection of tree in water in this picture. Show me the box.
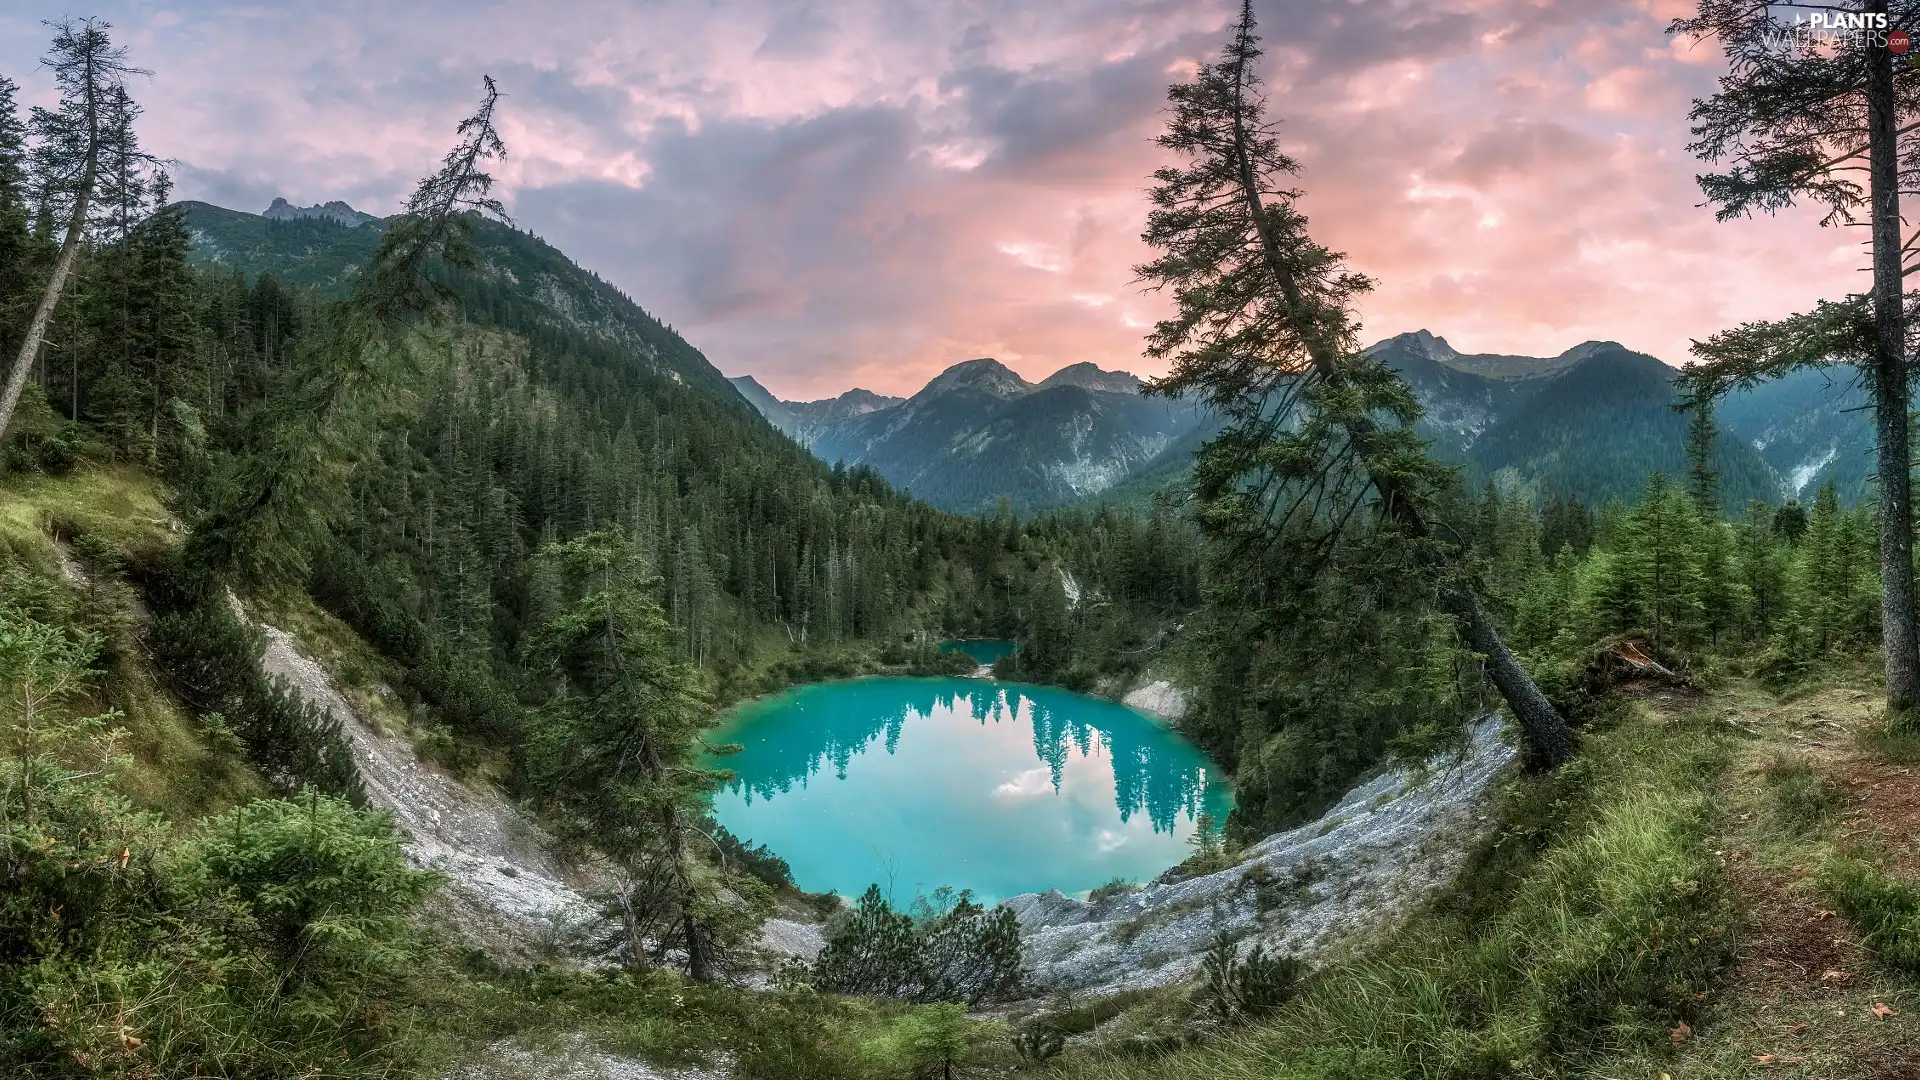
[719,682,1233,832]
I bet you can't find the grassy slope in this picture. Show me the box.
[0,465,999,1078]
[1050,676,1919,1079]
[0,465,263,815]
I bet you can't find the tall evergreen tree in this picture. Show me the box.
[1138,1,1575,765]
[1684,398,1720,517]
[181,77,509,592]
[0,75,35,363]
[525,529,765,980]
[1672,0,1920,715]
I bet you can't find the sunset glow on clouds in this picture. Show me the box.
[0,0,1874,398]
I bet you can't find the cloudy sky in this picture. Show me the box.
[0,0,1868,399]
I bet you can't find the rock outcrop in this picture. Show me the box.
[1120,679,1188,722]
[1003,717,1514,994]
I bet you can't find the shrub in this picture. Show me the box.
[0,593,438,1078]
[814,885,1025,1005]
[1199,933,1306,1023]
[1821,857,1920,973]
[1010,1022,1067,1064]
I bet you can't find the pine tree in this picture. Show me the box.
[525,529,764,980]
[180,77,509,592]
[1737,501,1788,639]
[1137,1,1574,765]
[1673,0,1920,715]
[0,75,37,363]
[1685,398,1720,517]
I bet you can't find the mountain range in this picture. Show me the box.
[176,196,1872,517]
[1371,331,1872,508]
[731,359,1200,513]
[736,330,1874,515]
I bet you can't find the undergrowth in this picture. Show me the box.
[1059,704,1736,1079]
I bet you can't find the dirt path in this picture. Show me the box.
[1663,684,1918,1078]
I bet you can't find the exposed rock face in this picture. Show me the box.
[230,595,824,969]
[449,1034,724,1079]
[1002,717,1514,994]
[262,196,377,227]
[1121,679,1188,722]
[731,358,1203,512]
[232,595,594,960]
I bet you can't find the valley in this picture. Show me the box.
[3,6,1920,1080]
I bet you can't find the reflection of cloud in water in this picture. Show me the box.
[994,767,1054,800]
[713,679,1230,834]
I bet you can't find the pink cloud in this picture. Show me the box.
[0,0,1870,400]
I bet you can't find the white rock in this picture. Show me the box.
[1004,716,1515,995]
[1121,680,1189,722]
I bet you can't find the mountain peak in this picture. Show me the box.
[918,358,1032,399]
[1559,340,1628,363]
[262,197,377,228]
[1038,362,1142,395]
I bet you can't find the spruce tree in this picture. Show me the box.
[1685,398,1720,517]
[0,76,35,362]
[1672,0,1920,714]
[1138,1,1575,765]
[525,529,764,981]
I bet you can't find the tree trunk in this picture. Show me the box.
[0,194,89,447]
[1440,585,1577,765]
[1865,1,1919,716]
[663,804,715,982]
[1224,42,1577,765]
[0,50,100,452]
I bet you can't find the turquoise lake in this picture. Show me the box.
[707,677,1234,903]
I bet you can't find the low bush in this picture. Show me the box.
[1199,933,1306,1023]
[1820,857,1920,973]
[813,885,1025,1005]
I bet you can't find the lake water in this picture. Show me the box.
[707,677,1234,903]
[939,638,1015,666]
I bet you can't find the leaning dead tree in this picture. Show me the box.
[0,18,150,449]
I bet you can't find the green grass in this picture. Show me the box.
[0,466,263,817]
[1056,706,1735,1079]
[1757,751,1845,837]
[1821,857,1920,974]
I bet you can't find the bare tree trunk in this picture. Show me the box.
[0,45,100,452]
[1865,0,1919,716]
[662,804,714,981]
[0,188,90,446]
[1224,25,1575,764]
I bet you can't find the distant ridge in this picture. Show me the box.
[731,358,1201,512]
[262,197,379,228]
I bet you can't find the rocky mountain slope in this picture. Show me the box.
[1375,331,1855,506]
[1009,716,1514,994]
[735,358,1202,513]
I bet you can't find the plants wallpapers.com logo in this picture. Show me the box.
[1763,9,1911,55]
